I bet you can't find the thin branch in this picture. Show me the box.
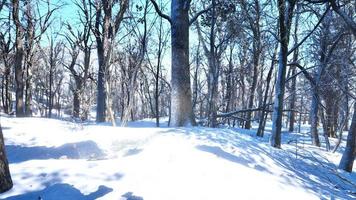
[114,0,129,34]
[150,0,172,24]
[189,4,212,26]
[287,5,330,56]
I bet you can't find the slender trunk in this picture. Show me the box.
[270,0,295,148]
[155,16,163,127]
[257,45,277,137]
[310,93,321,146]
[48,64,53,118]
[288,3,300,132]
[4,65,11,114]
[320,109,331,151]
[288,66,296,132]
[245,38,260,129]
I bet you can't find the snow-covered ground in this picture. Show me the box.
[0,115,355,200]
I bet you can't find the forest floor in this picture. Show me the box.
[0,115,355,200]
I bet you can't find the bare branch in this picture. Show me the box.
[329,0,356,37]
[189,4,212,26]
[287,5,330,56]
[114,0,129,34]
[150,0,172,24]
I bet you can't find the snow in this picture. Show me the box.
[0,116,355,200]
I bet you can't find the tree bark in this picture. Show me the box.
[257,44,277,137]
[310,93,321,146]
[270,0,296,148]
[95,0,128,123]
[24,0,34,117]
[338,103,356,172]
[0,123,12,193]
[13,0,25,117]
[170,0,195,126]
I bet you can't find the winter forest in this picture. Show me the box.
[0,0,355,199]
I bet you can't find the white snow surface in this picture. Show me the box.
[0,116,355,200]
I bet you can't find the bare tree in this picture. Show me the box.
[92,0,129,123]
[150,0,210,126]
[12,0,25,117]
[0,9,13,114]
[270,0,297,148]
[0,1,13,192]
[63,0,94,119]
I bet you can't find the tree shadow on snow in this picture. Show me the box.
[121,192,144,200]
[196,145,272,174]
[6,140,106,163]
[4,184,113,200]
[162,127,355,199]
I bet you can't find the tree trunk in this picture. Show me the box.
[95,8,108,123]
[310,93,321,147]
[170,0,195,126]
[288,66,296,132]
[270,0,295,148]
[73,88,81,118]
[0,123,12,193]
[245,35,260,129]
[338,103,356,172]
[24,0,34,117]
[257,44,277,137]
[13,0,25,117]
[25,63,33,117]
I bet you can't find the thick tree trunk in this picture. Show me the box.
[73,88,81,118]
[0,123,12,193]
[95,15,108,123]
[24,0,34,117]
[170,0,195,126]
[13,0,25,117]
[339,103,356,172]
[270,50,288,147]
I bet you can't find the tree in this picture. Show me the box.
[329,0,356,172]
[270,0,297,148]
[239,0,262,130]
[0,122,12,193]
[0,0,13,191]
[23,0,58,117]
[0,8,13,114]
[150,0,209,126]
[299,0,355,169]
[12,0,25,117]
[63,0,94,119]
[339,101,356,172]
[92,0,129,122]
